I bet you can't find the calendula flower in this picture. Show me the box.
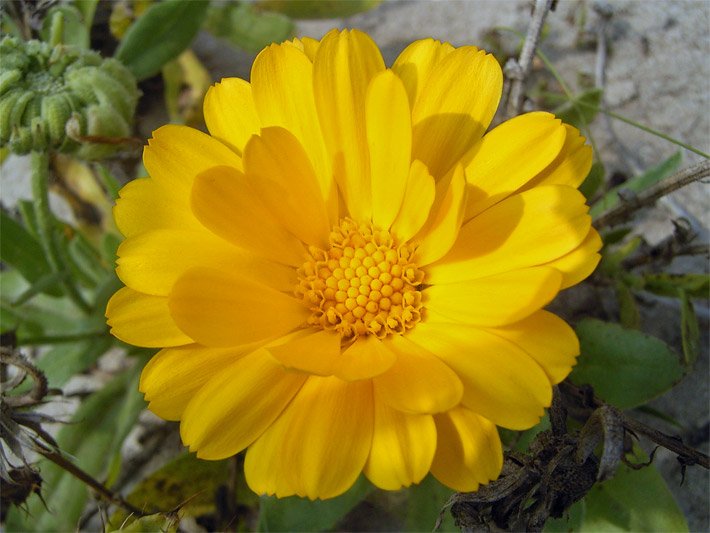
[106,29,601,499]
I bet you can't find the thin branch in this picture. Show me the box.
[504,0,553,117]
[595,160,710,227]
[622,415,709,469]
[34,443,157,518]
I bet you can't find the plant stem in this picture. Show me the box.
[505,0,554,118]
[595,160,710,227]
[30,151,91,313]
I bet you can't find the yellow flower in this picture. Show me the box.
[106,29,601,499]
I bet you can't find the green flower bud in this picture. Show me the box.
[0,36,139,159]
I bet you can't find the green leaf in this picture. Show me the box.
[579,161,604,200]
[678,289,700,368]
[570,319,684,409]
[601,226,633,246]
[590,152,682,219]
[115,0,209,81]
[6,363,147,532]
[553,88,602,130]
[112,452,256,529]
[641,273,709,299]
[580,447,688,532]
[257,0,381,19]
[74,0,100,30]
[406,475,456,532]
[257,476,372,532]
[615,280,640,329]
[544,499,585,532]
[206,3,294,54]
[40,5,90,48]
[36,337,113,387]
[0,210,62,296]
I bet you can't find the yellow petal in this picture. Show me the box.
[334,335,397,381]
[245,376,373,499]
[486,310,579,384]
[523,124,593,190]
[106,287,191,347]
[267,329,341,376]
[409,322,551,429]
[431,407,503,492]
[392,38,455,109]
[424,267,562,327]
[364,398,436,490]
[180,349,307,459]
[116,229,296,296]
[390,160,435,243]
[373,335,463,414]
[244,127,331,247]
[203,78,261,156]
[143,125,242,196]
[463,112,567,219]
[140,344,247,420]
[427,185,591,284]
[411,47,502,179]
[191,165,306,266]
[251,41,334,218]
[113,177,202,238]
[367,70,412,230]
[414,164,467,265]
[545,228,602,289]
[314,29,385,221]
[169,267,309,347]
[291,36,320,61]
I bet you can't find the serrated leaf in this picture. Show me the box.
[554,88,602,130]
[257,475,372,532]
[257,0,381,19]
[406,474,457,532]
[0,210,62,296]
[580,446,688,532]
[590,152,682,219]
[678,289,700,368]
[571,319,684,409]
[641,273,709,299]
[6,363,147,532]
[206,3,294,54]
[579,161,604,200]
[115,0,209,80]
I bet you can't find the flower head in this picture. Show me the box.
[106,29,601,499]
[0,36,138,159]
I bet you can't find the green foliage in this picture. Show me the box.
[571,319,684,409]
[206,2,294,54]
[0,210,61,296]
[257,0,382,19]
[406,475,457,531]
[40,4,90,48]
[258,476,372,531]
[545,448,687,532]
[553,87,602,130]
[5,363,148,532]
[579,161,604,200]
[115,0,209,80]
[590,152,682,219]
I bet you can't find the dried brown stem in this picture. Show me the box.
[595,160,710,228]
[505,0,554,117]
[33,444,155,518]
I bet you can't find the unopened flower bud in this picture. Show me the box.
[0,36,139,159]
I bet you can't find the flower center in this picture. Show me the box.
[297,218,425,340]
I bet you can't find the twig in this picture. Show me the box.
[559,381,709,469]
[595,160,710,227]
[622,415,709,469]
[34,443,156,518]
[504,0,554,117]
